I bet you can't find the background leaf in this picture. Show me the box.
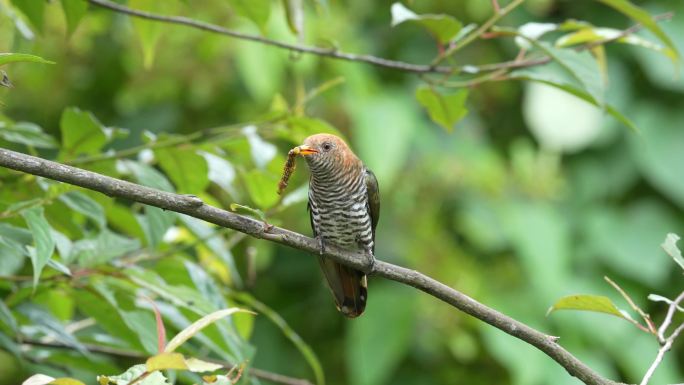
[21,207,55,288]
[415,86,468,132]
[547,294,626,318]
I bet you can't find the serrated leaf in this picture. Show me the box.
[228,0,271,32]
[391,3,462,44]
[58,191,106,229]
[60,0,87,35]
[547,294,625,318]
[155,148,209,193]
[661,233,684,271]
[415,86,468,132]
[164,308,252,353]
[10,0,44,33]
[0,121,58,148]
[147,352,188,371]
[60,107,107,156]
[509,70,638,132]
[21,207,55,288]
[596,0,679,63]
[130,0,162,68]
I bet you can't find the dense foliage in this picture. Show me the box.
[1,0,683,384]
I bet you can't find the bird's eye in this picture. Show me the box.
[322,142,332,152]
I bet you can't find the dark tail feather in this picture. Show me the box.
[318,257,367,318]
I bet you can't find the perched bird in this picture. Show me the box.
[294,134,379,318]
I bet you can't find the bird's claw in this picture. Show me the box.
[364,253,376,274]
[315,236,326,255]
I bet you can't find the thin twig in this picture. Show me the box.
[433,0,525,65]
[20,338,314,385]
[0,148,620,385]
[657,291,684,343]
[641,322,684,385]
[604,276,657,334]
[86,0,550,76]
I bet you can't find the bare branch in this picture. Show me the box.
[658,291,684,343]
[0,148,623,385]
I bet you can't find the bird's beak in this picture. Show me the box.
[293,145,318,156]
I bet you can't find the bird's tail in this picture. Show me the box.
[318,257,367,318]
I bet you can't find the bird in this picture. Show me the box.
[293,133,380,318]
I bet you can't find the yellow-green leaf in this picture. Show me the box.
[11,0,44,33]
[228,0,271,33]
[596,0,679,63]
[547,294,625,318]
[146,352,188,371]
[49,379,87,385]
[184,357,223,373]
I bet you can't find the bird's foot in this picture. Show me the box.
[363,252,376,274]
[315,236,326,255]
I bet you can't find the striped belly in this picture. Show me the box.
[309,187,373,252]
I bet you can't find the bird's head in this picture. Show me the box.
[293,134,359,173]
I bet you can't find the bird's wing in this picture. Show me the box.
[365,168,380,248]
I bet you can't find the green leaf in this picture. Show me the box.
[547,294,626,318]
[0,300,17,334]
[136,206,176,248]
[49,378,87,385]
[0,53,54,66]
[556,27,678,63]
[661,233,684,271]
[60,0,88,35]
[228,0,271,32]
[73,229,140,267]
[98,364,169,385]
[532,42,605,106]
[164,308,252,352]
[415,86,468,132]
[21,207,55,289]
[243,169,280,209]
[0,122,58,148]
[60,107,107,156]
[130,0,162,68]
[391,3,462,44]
[18,304,88,354]
[235,293,324,385]
[155,148,209,193]
[10,0,44,33]
[122,160,175,192]
[147,352,188,371]
[58,191,106,229]
[347,284,416,385]
[285,116,345,144]
[596,0,679,63]
[509,70,638,132]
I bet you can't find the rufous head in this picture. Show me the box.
[293,134,360,172]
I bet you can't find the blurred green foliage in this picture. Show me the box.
[1,0,683,385]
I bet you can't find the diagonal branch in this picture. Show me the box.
[0,147,622,385]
